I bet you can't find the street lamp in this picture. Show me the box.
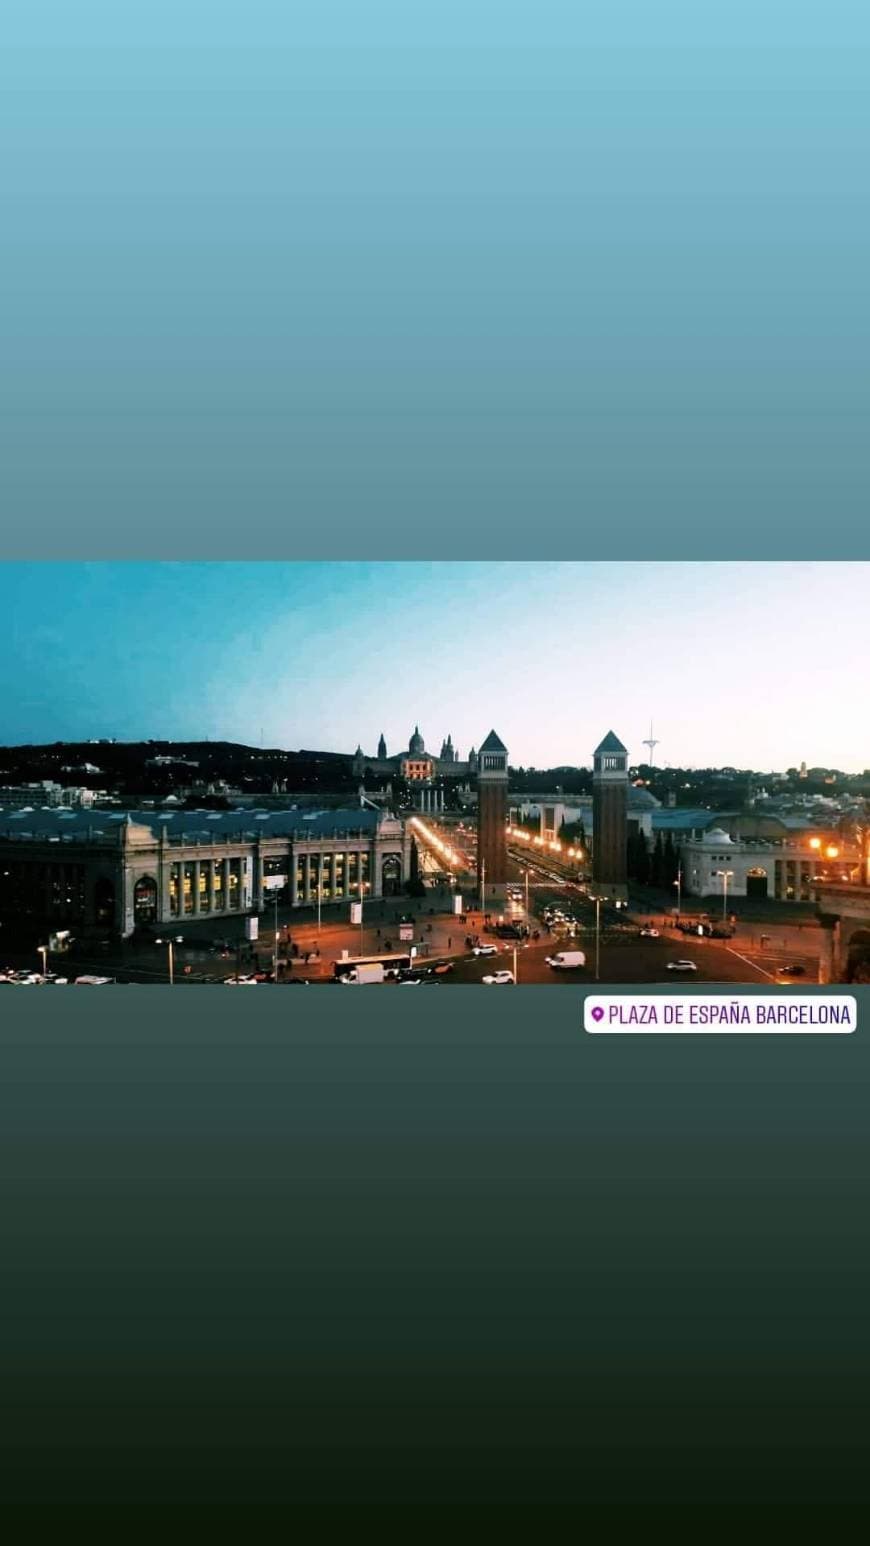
[524,868,530,918]
[38,944,48,979]
[673,866,682,918]
[715,869,734,920]
[167,939,174,986]
[273,893,280,982]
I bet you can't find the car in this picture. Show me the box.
[640,928,660,939]
[224,974,258,985]
[777,964,806,977]
[472,944,498,957]
[666,960,698,973]
[428,962,454,975]
[156,935,185,946]
[482,971,515,986]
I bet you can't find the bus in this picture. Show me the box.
[332,952,414,982]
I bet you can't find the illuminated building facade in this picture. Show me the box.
[0,805,412,939]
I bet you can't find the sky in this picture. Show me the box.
[0,562,867,772]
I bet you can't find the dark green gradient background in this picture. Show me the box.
[1,992,868,1525]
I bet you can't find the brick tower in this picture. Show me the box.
[476,729,509,905]
[592,730,629,903]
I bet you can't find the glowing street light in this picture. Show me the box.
[715,869,734,920]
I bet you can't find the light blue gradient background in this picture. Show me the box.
[2,560,867,770]
[1,3,868,559]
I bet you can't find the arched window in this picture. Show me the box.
[381,854,402,898]
[745,867,768,900]
[134,875,158,924]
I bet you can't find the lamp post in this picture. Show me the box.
[359,861,364,954]
[273,893,279,982]
[673,866,682,919]
[715,869,734,920]
[480,857,486,914]
[168,939,174,986]
[524,867,530,919]
[38,944,48,980]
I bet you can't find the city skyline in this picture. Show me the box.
[1,560,867,772]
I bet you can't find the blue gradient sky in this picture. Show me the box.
[1,5,869,557]
[1,563,866,771]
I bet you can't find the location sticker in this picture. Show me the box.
[584,995,857,1033]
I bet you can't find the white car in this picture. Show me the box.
[472,944,498,957]
[482,971,515,986]
[224,974,258,985]
[640,928,660,939]
[666,960,698,973]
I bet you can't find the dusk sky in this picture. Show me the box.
[1,562,866,772]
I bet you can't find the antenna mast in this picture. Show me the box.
[642,720,659,766]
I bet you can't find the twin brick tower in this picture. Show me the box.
[476,729,629,904]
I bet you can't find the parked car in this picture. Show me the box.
[472,944,498,957]
[639,927,660,938]
[224,974,258,986]
[482,971,515,986]
[666,960,698,973]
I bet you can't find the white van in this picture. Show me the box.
[73,975,115,986]
[545,951,586,970]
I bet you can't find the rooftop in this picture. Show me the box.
[594,731,628,756]
[479,730,508,754]
[0,805,387,843]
